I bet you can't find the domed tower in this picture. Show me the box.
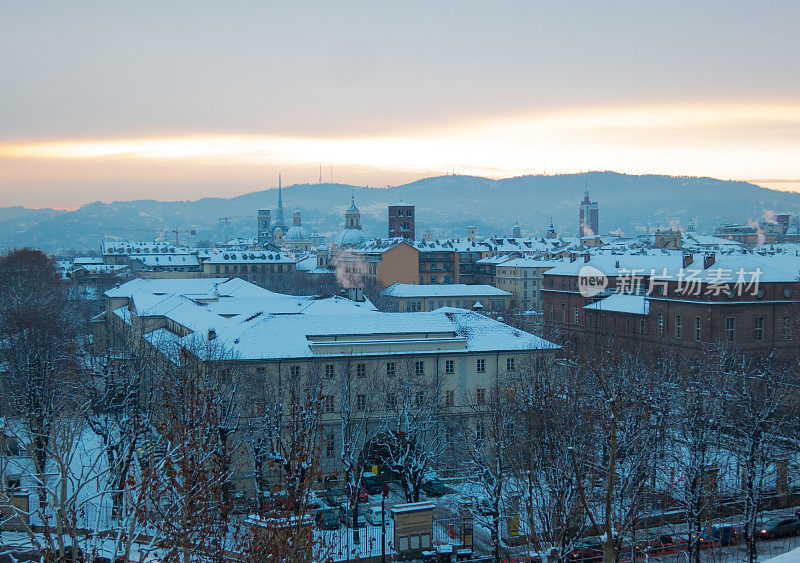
[284,209,311,251]
[545,218,558,239]
[345,194,361,229]
[335,194,372,247]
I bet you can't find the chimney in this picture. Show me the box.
[207,329,216,340]
[704,253,715,268]
[683,253,693,268]
[348,287,365,302]
[583,253,590,263]
[615,260,620,269]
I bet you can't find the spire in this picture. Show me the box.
[275,174,285,227]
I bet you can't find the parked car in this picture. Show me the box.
[315,508,340,530]
[640,534,686,556]
[566,542,603,562]
[324,488,347,507]
[422,478,448,497]
[689,530,716,549]
[363,474,384,495]
[759,517,800,539]
[341,506,368,528]
[710,524,739,546]
[365,505,386,525]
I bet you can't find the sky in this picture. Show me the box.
[1,1,799,209]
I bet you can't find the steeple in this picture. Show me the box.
[345,193,361,229]
[275,174,286,228]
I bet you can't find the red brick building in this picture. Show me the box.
[542,253,800,357]
[388,202,415,240]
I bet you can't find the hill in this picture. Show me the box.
[1,172,798,252]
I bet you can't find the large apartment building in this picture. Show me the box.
[493,257,561,311]
[94,278,559,494]
[542,253,800,357]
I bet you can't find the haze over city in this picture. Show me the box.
[2,1,800,208]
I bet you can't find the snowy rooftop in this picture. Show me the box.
[381,283,511,298]
[203,251,296,264]
[205,307,557,360]
[583,294,650,315]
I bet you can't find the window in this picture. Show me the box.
[385,393,397,409]
[694,317,701,341]
[625,318,631,332]
[783,317,792,340]
[325,364,335,378]
[326,433,335,457]
[445,390,454,407]
[290,365,300,378]
[574,306,579,325]
[323,395,335,413]
[445,427,454,444]
[415,360,425,376]
[674,314,682,339]
[754,317,764,341]
[657,313,664,336]
[476,388,485,405]
[561,303,567,323]
[414,391,424,406]
[256,367,266,376]
[640,319,646,334]
[386,362,396,376]
[506,357,515,371]
[476,359,485,373]
[445,360,454,374]
[725,317,736,342]
[356,394,366,411]
[356,363,366,378]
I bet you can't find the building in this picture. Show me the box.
[201,250,298,282]
[579,191,599,237]
[335,195,372,247]
[541,253,800,357]
[333,239,420,287]
[283,210,312,252]
[388,201,415,240]
[380,283,512,312]
[257,209,271,247]
[94,277,559,490]
[493,257,560,311]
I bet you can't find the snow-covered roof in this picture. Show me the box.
[203,251,296,264]
[131,254,200,267]
[583,294,650,315]
[197,307,557,361]
[497,257,563,269]
[381,283,511,298]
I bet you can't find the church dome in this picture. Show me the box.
[336,227,372,246]
[285,225,310,241]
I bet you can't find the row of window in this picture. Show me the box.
[255,357,520,378]
[656,313,770,342]
[213,263,286,274]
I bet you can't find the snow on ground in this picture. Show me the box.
[767,546,800,563]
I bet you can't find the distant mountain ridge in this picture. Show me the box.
[2,172,799,253]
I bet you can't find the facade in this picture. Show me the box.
[201,250,298,282]
[333,239,420,287]
[381,283,512,312]
[541,253,800,358]
[388,202,415,240]
[257,209,271,247]
[493,257,560,311]
[578,191,599,237]
[94,278,559,492]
